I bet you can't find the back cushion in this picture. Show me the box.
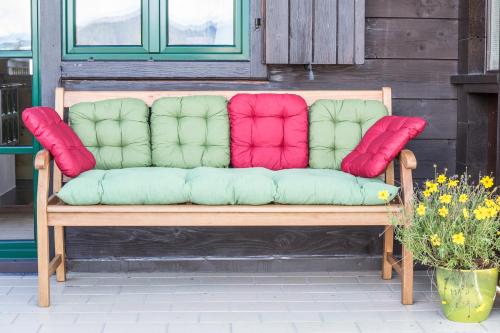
[309,100,388,169]
[228,93,308,170]
[69,98,151,169]
[151,96,230,168]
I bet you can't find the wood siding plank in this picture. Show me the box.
[265,0,289,64]
[338,0,356,64]
[313,0,337,64]
[366,0,459,19]
[289,0,313,64]
[355,0,366,64]
[366,19,458,60]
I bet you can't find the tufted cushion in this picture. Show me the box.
[22,107,96,177]
[341,116,427,178]
[228,94,308,170]
[69,98,151,169]
[57,167,398,206]
[309,99,388,169]
[151,96,230,168]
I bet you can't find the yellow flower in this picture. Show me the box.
[463,208,469,219]
[423,189,432,198]
[480,176,494,189]
[430,234,441,247]
[447,179,459,188]
[476,303,486,312]
[425,181,438,193]
[439,194,452,204]
[378,190,390,202]
[438,206,449,217]
[474,207,487,220]
[497,231,500,236]
[486,207,498,218]
[442,300,447,305]
[459,194,468,203]
[485,199,497,208]
[416,204,426,216]
[452,232,465,245]
[496,197,500,205]
[437,174,447,184]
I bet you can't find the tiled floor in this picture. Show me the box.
[0,270,499,332]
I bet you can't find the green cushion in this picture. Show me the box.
[69,98,151,169]
[309,100,388,169]
[151,96,230,168]
[58,167,398,206]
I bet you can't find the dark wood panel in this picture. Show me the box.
[289,0,313,64]
[366,19,458,59]
[313,0,337,64]
[264,0,289,64]
[66,226,383,258]
[406,139,456,178]
[393,99,457,139]
[366,0,459,18]
[268,60,458,99]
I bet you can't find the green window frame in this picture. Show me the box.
[63,0,249,61]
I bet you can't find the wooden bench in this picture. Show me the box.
[35,87,416,307]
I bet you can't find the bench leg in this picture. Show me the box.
[401,245,414,305]
[54,226,66,282]
[37,218,50,307]
[382,226,394,280]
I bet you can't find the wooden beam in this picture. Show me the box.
[48,254,62,277]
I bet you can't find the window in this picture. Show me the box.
[0,0,32,57]
[488,0,499,71]
[63,0,249,61]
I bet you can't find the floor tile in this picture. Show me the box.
[168,323,230,333]
[103,323,166,333]
[232,323,295,333]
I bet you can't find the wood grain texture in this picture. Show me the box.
[337,0,356,64]
[264,0,289,64]
[366,19,458,59]
[313,0,337,64]
[354,0,366,64]
[268,60,458,99]
[365,0,459,18]
[289,0,313,64]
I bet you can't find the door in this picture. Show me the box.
[0,0,40,261]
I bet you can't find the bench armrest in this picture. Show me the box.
[35,149,52,170]
[399,149,416,170]
[399,149,416,210]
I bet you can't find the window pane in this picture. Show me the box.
[489,0,499,70]
[75,0,142,46]
[0,0,31,51]
[168,0,234,46]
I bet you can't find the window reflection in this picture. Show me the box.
[75,0,142,46]
[488,0,499,70]
[0,0,31,51]
[168,0,234,46]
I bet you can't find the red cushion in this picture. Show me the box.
[341,116,427,178]
[228,94,308,170]
[22,107,96,177]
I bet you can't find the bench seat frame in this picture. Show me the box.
[35,88,416,307]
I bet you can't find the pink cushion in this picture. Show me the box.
[22,107,96,177]
[228,94,308,170]
[341,116,427,178]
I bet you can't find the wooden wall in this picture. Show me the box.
[41,0,459,270]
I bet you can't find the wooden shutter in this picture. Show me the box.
[264,0,365,65]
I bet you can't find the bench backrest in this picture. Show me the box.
[52,88,394,192]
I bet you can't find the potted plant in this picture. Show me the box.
[387,171,500,323]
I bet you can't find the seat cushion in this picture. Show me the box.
[22,107,96,177]
[342,116,427,178]
[57,167,398,206]
[309,100,388,169]
[228,94,308,170]
[151,96,230,168]
[69,98,151,169]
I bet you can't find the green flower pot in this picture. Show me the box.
[436,267,498,323]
